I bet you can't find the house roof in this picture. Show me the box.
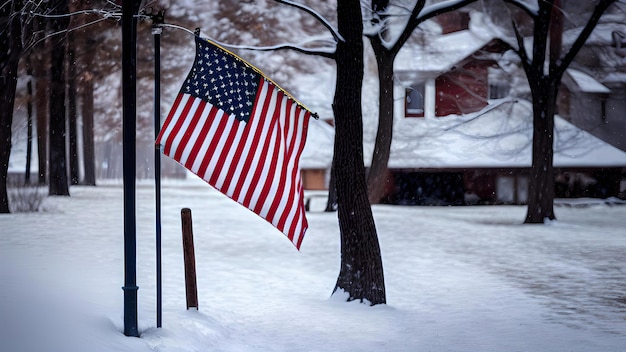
[302,98,626,171]
[303,9,626,171]
[566,69,611,94]
[395,12,497,77]
[361,99,626,169]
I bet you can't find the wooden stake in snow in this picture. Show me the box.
[181,208,198,310]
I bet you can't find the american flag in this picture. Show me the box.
[156,36,313,249]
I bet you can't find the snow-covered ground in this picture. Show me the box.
[2,178,626,352]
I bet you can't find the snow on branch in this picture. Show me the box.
[20,7,120,53]
[156,21,336,59]
[502,0,539,18]
[557,0,618,76]
[209,38,336,59]
[274,0,344,43]
[417,0,476,20]
[27,8,120,19]
[391,0,476,54]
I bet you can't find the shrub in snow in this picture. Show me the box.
[8,185,47,213]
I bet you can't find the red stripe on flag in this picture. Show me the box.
[183,102,213,170]
[208,117,243,187]
[288,196,304,242]
[252,98,286,215]
[189,107,223,174]
[156,93,185,147]
[219,124,253,196]
[264,98,294,223]
[174,100,206,162]
[241,84,277,208]
[276,108,309,236]
[196,107,227,180]
[231,80,274,203]
[163,95,195,157]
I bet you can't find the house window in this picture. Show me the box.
[405,84,425,117]
[496,174,528,204]
[489,82,510,99]
[496,176,515,203]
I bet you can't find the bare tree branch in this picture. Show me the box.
[274,0,344,43]
[391,0,478,55]
[216,41,336,59]
[22,15,112,53]
[556,0,618,77]
[512,20,532,73]
[502,0,539,19]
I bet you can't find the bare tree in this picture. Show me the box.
[272,0,386,304]
[31,14,49,185]
[0,0,23,213]
[46,0,71,196]
[67,23,79,185]
[503,0,618,222]
[332,0,386,304]
[365,0,479,204]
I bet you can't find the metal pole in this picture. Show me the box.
[152,10,164,329]
[122,0,140,338]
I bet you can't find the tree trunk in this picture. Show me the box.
[0,0,23,213]
[524,79,558,223]
[81,72,96,185]
[26,64,34,185]
[33,15,49,185]
[332,0,386,305]
[35,57,49,185]
[324,158,337,212]
[76,2,97,186]
[48,0,70,196]
[366,46,395,204]
[67,29,79,185]
[523,0,558,223]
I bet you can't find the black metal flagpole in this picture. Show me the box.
[122,0,140,337]
[151,10,164,329]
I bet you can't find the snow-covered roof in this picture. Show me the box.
[361,99,626,169]
[395,12,496,76]
[300,98,626,171]
[566,69,611,94]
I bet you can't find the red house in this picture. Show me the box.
[300,10,626,205]
[361,10,626,205]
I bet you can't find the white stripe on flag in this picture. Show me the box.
[169,98,201,159]
[236,80,276,207]
[178,103,210,167]
[158,94,191,151]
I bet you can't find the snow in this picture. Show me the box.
[2,179,626,352]
[359,97,626,169]
[358,6,626,171]
[566,69,612,94]
[4,3,626,349]
[395,11,496,74]
[300,119,334,169]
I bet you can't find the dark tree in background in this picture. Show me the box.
[332,0,386,305]
[503,0,618,223]
[32,14,50,185]
[0,0,23,213]
[47,0,70,196]
[67,26,79,185]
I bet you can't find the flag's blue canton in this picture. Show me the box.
[182,38,261,123]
